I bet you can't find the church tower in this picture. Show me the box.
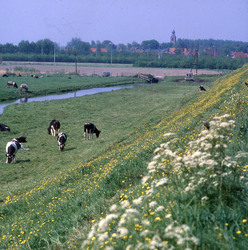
[170,30,176,44]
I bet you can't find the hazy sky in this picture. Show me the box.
[1,0,248,46]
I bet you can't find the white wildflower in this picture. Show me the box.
[98,233,109,242]
[142,220,151,226]
[109,204,118,212]
[165,214,172,218]
[105,247,114,250]
[149,201,157,208]
[236,152,248,158]
[126,245,133,250]
[133,197,143,206]
[210,174,217,178]
[117,227,129,237]
[120,200,130,208]
[155,206,165,212]
[154,147,162,153]
[147,161,157,169]
[201,196,208,201]
[219,122,230,127]
[153,154,161,160]
[140,229,150,237]
[164,132,176,137]
[142,176,150,185]
[155,178,169,187]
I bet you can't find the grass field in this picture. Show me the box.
[0,67,248,249]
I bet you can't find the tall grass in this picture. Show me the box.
[0,68,248,249]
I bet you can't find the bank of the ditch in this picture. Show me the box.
[0,74,143,102]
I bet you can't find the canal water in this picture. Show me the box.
[0,85,135,114]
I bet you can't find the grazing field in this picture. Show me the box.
[0,61,221,77]
[0,66,248,249]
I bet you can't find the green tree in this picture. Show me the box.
[18,40,30,53]
[76,42,91,55]
[66,38,82,48]
[141,39,159,49]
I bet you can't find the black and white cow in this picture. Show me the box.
[48,120,60,136]
[6,136,29,163]
[199,85,206,92]
[20,84,28,92]
[84,123,101,140]
[0,123,10,131]
[7,81,18,88]
[57,132,67,151]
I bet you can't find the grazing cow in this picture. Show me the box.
[48,120,60,136]
[33,75,38,78]
[20,84,28,92]
[6,136,29,163]
[57,132,67,151]
[84,123,101,140]
[199,85,206,92]
[2,74,8,77]
[0,123,10,131]
[7,81,18,88]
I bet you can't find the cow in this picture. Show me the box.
[20,84,28,92]
[84,123,101,140]
[0,124,10,131]
[2,74,8,77]
[7,81,18,88]
[48,120,60,136]
[57,132,67,151]
[199,85,206,92]
[6,136,29,163]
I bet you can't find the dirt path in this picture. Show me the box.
[0,62,221,77]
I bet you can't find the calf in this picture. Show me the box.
[6,136,29,163]
[48,120,60,136]
[0,123,10,131]
[20,84,28,92]
[7,81,18,88]
[57,132,67,151]
[84,123,101,140]
[199,85,206,92]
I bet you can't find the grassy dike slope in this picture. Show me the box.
[0,67,248,249]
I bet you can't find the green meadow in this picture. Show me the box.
[0,68,248,249]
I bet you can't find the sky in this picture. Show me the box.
[1,0,248,47]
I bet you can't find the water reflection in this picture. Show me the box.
[0,85,135,114]
[20,97,28,103]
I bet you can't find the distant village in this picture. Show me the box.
[87,30,248,59]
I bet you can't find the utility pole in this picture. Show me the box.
[74,48,77,74]
[54,42,56,64]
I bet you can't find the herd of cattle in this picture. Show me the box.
[7,81,28,92]
[1,120,101,163]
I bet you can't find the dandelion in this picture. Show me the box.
[237,231,241,234]
[155,217,161,221]
[242,219,247,223]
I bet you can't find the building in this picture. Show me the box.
[170,30,176,44]
[230,51,248,58]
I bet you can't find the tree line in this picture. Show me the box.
[0,37,247,70]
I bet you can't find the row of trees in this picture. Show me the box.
[1,37,248,55]
[1,50,246,70]
[0,38,248,70]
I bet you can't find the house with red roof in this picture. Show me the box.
[90,48,107,53]
[230,52,248,58]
